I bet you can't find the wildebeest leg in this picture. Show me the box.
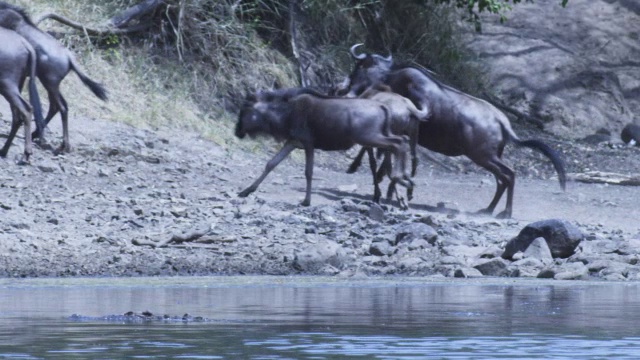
[477,173,504,216]
[346,146,367,173]
[238,141,297,198]
[301,145,315,206]
[409,121,419,177]
[375,151,390,183]
[0,90,33,164]
[365,147,382,203]
[32,88,60,147]
[476,158,514,218]
[52,93,71,155]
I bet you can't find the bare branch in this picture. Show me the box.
[35,13,153,35]
[109,0,166,28]
[482,91,545,129]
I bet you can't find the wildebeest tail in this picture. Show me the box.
[27,46,44,133]
[515,138,566,191]
[69,57,108,101]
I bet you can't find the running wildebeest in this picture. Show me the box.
[235,88,413,207]
[0,2,107,154]
[339,44,566,218]
[0,27,43,164]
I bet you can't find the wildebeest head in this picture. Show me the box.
[236,92,271,139]
[235,90,298,140]
[337,43,393,97]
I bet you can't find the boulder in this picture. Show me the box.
[474,258,509,276]
[454,267,483,278]
[507,258,545,278]
[293,240,347,272]
[502,219,583,259]
[394,223,438,246]
[537,262,589,280]
[369,238,395,257]
[523,237,554,264]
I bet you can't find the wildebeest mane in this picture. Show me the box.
[0,2,37,27]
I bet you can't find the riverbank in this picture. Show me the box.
[1,111,639,280]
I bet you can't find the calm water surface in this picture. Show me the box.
[1,276,640,359]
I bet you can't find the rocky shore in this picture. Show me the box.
[1,113,639,281]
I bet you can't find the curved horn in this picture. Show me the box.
[349,43,367,60]
[373,53,393,63]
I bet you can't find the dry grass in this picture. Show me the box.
[8,0,486,150]
[13,0,298,148]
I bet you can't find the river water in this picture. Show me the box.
[1,276,640,359]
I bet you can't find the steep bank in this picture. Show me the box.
[464,0,640,138]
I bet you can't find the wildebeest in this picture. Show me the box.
[0,27,43,164]
[621,123,640,146]
[340,44,566,218]
[348,84,429,173]
[346,83,429,201]
[235,88,413,207]
[0,2,107,154]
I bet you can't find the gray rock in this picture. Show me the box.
[454,267,483,278]
[368,203,385,222]
[37,160,58,173]
[479,246,504,259]
[507,258,545,278]
[293,240,347,272]
[397,257,427,272]
[442,245,485,261]
[369,239,394,257]
[523,237,554,264]
[502,219,583,259]
[536,268,556,279]
[597,261,630,278]
[554,262,589,280]
[474,258,509,276]
[408,239,431,251]
[395,223,437,246]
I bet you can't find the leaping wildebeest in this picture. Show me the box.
[0,2,108,154]
[0,27,43,164]
[340,44,566,218]
[235,88,414,207]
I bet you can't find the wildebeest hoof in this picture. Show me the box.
[407,188,414,202]
[16,155,30,166]
[238,189,252,198]
[346,165,358,174]
[495,210,512,219]
[54,145,72,155]
[300,199,311,207]
[475,208,493,216]
[36,140,54,151]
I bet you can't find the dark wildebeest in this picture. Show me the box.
[0,2,107,154]
[340,44,566,218]
[235,88,413,207]
[346,83,429,200]
[621,123,640,146]
[0,27,43,164]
